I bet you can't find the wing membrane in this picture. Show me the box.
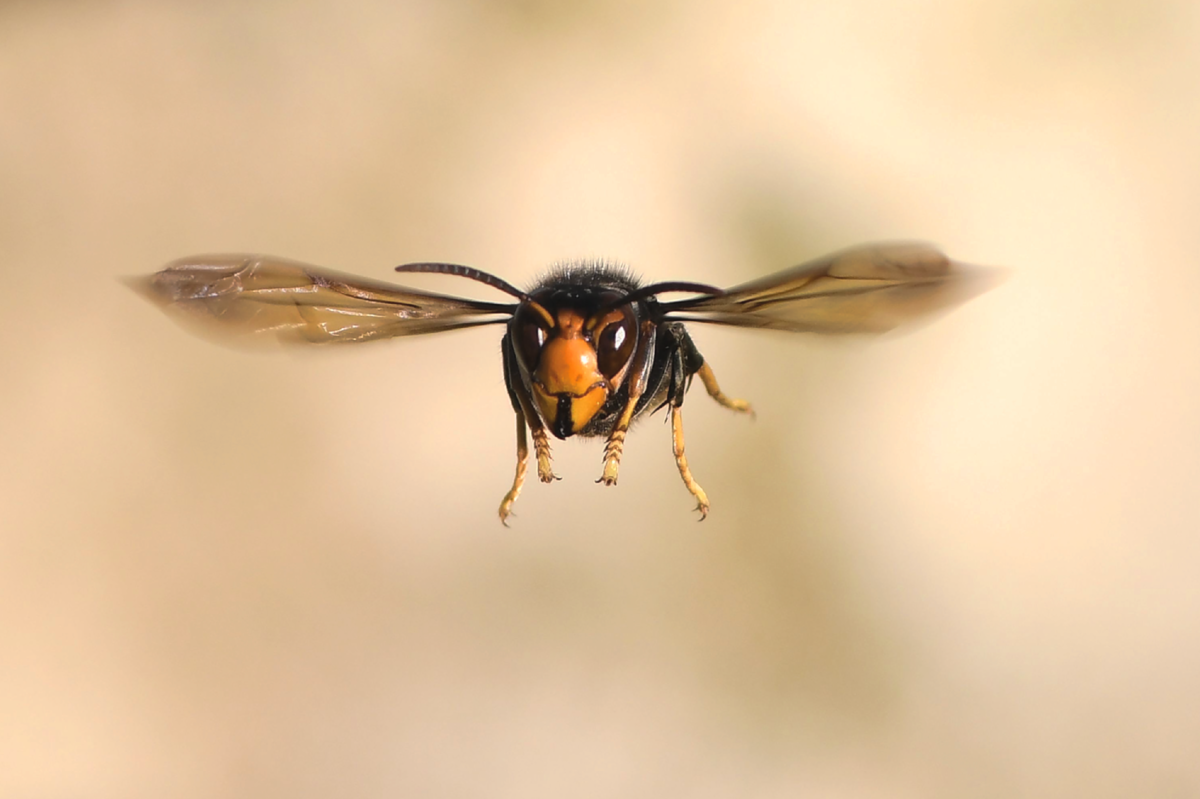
[129,254,516,344]
[665,243,1000,334]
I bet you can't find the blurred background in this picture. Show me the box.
[2,0,1198,796]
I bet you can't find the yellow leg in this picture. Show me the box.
[599,319,655,486]
[498,412,529,525]
[697,362,754,417]
[510,378,558,484]
[531,425,558,483]
[671,404,709,519]
[598,392,641,485]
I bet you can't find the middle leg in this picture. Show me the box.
[498,410,530,525]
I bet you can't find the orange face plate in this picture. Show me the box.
[532,309,610,435]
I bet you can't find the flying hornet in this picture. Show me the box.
[131,242,996,523]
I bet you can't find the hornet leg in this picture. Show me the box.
[503,332,558,485]
[671,404,709,520]
[696,362,754,417]
[531,424,557,484]
[598,320,656,486]
[663,324,751,517]
[498,410,529,525]
[598,395,642,485]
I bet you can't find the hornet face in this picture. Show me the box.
[507,277,642,440]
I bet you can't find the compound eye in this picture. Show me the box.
[513,305,550,372]
[594,306,637,379]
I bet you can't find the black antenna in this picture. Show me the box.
[396,262,529,301]
[600,281,724,313]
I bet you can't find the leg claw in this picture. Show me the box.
[597,457,620,486]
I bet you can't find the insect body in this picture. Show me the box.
[131,243,994,523]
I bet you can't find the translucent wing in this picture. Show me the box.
[128,254,516,344]
[663,242,1000,334]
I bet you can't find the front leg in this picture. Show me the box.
[516,390,558,484]
[498,401,557,524]
[502,332,558,485]
[598,319,655,486]
[598,396,641,485]
[530,424,557,483]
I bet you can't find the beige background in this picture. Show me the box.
[2,0,1198,796]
